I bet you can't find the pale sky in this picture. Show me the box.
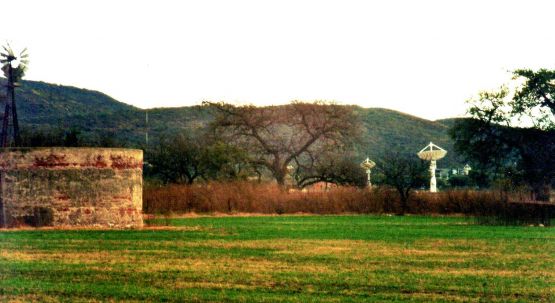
[2,0,554,120]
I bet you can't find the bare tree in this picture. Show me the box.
[292,149,367,188]
[204,101,361,186]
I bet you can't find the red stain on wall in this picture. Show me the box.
[92,155,108,168]
[82,155,107,168]
[113,195,132,201]
[110,155,142,169]
[33,154,70,168]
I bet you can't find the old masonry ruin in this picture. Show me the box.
[0,148,143,228]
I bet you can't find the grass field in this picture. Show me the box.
[0,215,554,302]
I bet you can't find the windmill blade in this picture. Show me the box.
[4,44,14,56]
[0,52,8,58]
[0,59,8,64]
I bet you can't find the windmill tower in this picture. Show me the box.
[0,44,28,147]
[417,142,447,192]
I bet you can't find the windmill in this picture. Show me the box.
[417,142,447,193]
[1,43,28,147]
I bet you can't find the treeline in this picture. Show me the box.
[15,96,555,224]
[17,66,555,206]
[18,102,434,205]
[19,127,126,148]
[450,69,555,202]
[18,97,554,206]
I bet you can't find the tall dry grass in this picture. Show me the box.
[144,181,555,225]
[144,182,389,214]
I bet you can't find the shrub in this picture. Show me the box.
[143,182,555,225]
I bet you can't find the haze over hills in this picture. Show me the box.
[5,79,463,168]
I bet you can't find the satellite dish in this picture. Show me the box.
[417,142,447,193]
[417,142,447,161]
[360,158,375,170]
[360,158,376,187]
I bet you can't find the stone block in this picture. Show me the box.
[0,147,143,228]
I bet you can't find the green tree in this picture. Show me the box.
[147,132,250,184]
[448,174,474,188]
[201,141,252,181]
[375,153,428,215]
[451,69,555,201]
[511,69,555,129]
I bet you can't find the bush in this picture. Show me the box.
[143,182,555,225]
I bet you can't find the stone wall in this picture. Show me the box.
[0,147,143,228]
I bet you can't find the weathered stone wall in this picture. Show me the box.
[0,148,143,228]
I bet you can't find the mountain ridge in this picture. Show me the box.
[3,78,463,167]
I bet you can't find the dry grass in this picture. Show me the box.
[144,181,555,225]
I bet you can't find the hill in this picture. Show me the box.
[435,118,461,129]
[5,79,462,168]
[356,108,461,167]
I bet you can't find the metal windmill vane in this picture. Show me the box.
[1,43,28,147]
[417,142,447,193]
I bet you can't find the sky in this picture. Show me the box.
[2,0,554,120]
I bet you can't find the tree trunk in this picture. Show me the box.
[275,171,286,186]
[396,188,408,215]
[273,164,288,187]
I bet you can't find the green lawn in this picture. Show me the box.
[0,215,553,302]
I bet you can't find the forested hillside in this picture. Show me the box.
[5,79,462,167]
[356,108,460,167]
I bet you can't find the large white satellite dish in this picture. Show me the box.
[417,142,447,192]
